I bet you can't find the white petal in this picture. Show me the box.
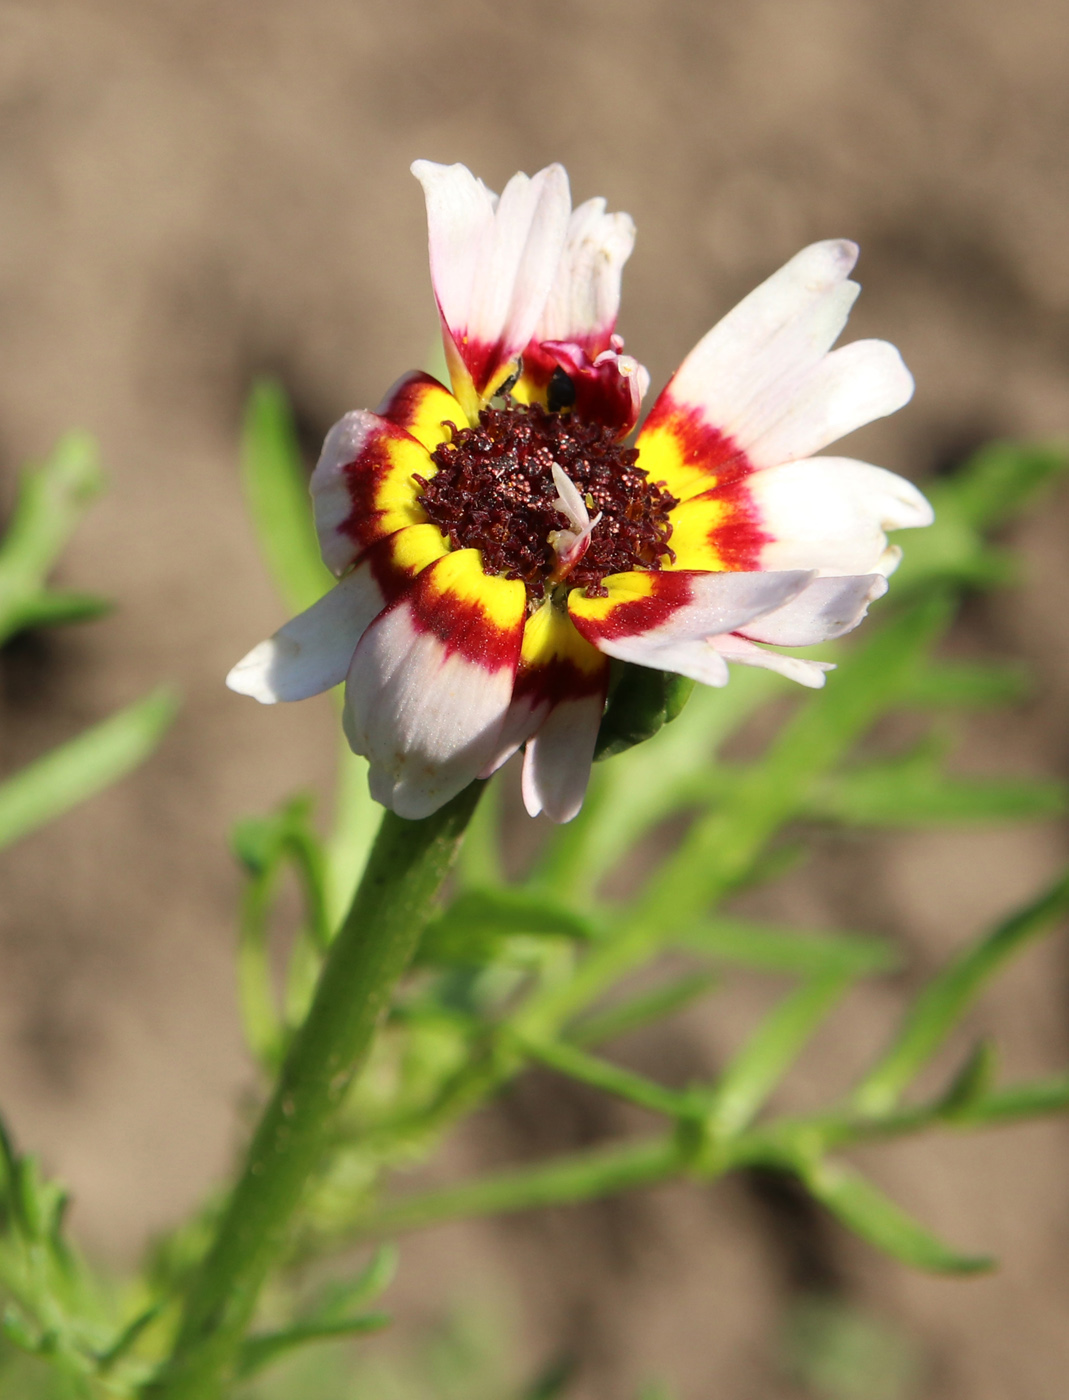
[709,634,833,689]
[571,570,813,686]
[594,635,733,688]
[412,160,571,391]
[743,339,915,468]
[654,240,860,441]
[750,456,934,575]
[521,690,605,823]
[343,594,519,820]
[535,198,636,346]
[876,544,903,576]
[310,410,393,575]
[477,691,547,778]
[226,566,385,703]
[739,573,888,646]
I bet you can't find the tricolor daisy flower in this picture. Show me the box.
[228,161,933,823]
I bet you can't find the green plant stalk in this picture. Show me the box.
[348,1073,1069,1243]
[515,595,953,1041]
[145,783,483,1400]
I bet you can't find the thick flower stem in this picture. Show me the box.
[144,783,483,1400]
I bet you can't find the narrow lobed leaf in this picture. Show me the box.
[950,1074,1069,1127]
[520,1354,578,1400]
[678,917,899,977]
[799,1157,994,1274]
[902,659,1031,710]
[521,1036,699,1119]
[937,1040,999,1120]
[235,1312,391,1379]
[943,440,1069,531]
[310,1243,399,1323]
[0,432,105,645]
[0,687,179,854]
[707,971,854,1138]
[241,380,335,614]
[809,767,1067,828]
[416,887,597,967]
[853,869,1069,1115]
[568,970,719,1048]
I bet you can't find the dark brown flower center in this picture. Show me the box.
[414,403,678,602]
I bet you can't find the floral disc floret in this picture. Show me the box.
[413,402,678,602]
[229,159,934,825]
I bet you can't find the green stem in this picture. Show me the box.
[144,784,483,1400]
[343,1075,1069,1245]
[353,1135,685,1238]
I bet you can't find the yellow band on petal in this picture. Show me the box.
[634,421,716,503]
[372,433,436,513]
[664,495,735,571]
[521,599,603,674]
[423,548,526,631]
[385,523,451,574]
[567,571,659,626]
[390,376,468,452]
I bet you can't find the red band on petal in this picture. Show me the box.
[402,556,526,673]
[513,647,609,707]
[334,426,429,555]
[569,572,703,642]
[375,371,462,450]
[640,398,753,488]
[637,396,770,571]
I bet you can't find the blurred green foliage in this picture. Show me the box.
[0,435,177,1395]
[2,403,1068,1398]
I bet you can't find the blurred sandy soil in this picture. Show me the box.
[0,0,1068,1395]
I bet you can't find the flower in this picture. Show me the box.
[228,161,933,823]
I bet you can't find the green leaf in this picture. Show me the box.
[416,887,596,967]
[13,1154,47,1240]
[568,970,719,1047]
[520,1354,577,1400]
[0,1305,41,1356]
[892,441,1068,598]
[235,1312,390,1379]
[96,1301,164,1373]
[0,432,105,645]
[0,1109,18,1200]
[635,1385,678,1400]
[241,380,334,614]
[520,1037,697,1119]
[957,1073,1069,1125]
[537,669,780,902]
[635,595,955,931]
[799,1158,994,1273]
[853,869,1069,1115]
[594,665,694,760]
[0,591,112,634]
[809,761,1066,827]
[941,440,1069,530]
[678,917,899,977]
[234,794,331,1066]
[902,659,1031,709]
[309,1244,398,1323]
[937,1040,998,1120]
[0,687,178,853]
[707,970,853,1137]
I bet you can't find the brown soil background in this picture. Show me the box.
[0,1,1068,1396]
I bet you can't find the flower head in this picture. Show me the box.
[228,161,933,823]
